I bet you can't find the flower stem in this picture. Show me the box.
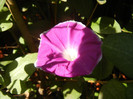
[86,3,98,26]
[44,79,133,84]
[6,0,37,52]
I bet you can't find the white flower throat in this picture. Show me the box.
[63,48,78,61]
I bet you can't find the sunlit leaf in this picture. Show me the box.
[63,82,82,99]
[91,17,121,34]
[83,77,97,82]
[4,53,37,94]
[0,90,12,99]
[102,33,133,78]
[0,60,13,71]
[0,0,6,11]
[95,92,99,97]
[97,0,106,5]
[0,22,13,32]
[0,7,12,20]
[61,0,67,2]
[0,7,13,32]
[19,37,25,44]
[0,75,4,85]
[0,60,13,66]
[50,85,58,90]
[9,80,28,94]
[98,79,126,99]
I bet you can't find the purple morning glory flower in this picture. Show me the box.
[35,21,102,77]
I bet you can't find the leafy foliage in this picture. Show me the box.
[91,17,121,34]
[63,82,82,99]
[0,0,133,98]
[0,0,6,11]
[0,90,12,99]
[98,79,126,99]
[90,55,114,80]
[0,7,13,32]
[4,53,37,94]
[102,33,133,78]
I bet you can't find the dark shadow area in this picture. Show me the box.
[12,88,17,94]
[24,63,36,77]
[100,17,116,34]
[3,60,18,86]
[126,83,133,99]
[20,80,28,94]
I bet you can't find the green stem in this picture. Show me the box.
[43,79,133,84]
[86,3,98,26]
[6,0,37,52]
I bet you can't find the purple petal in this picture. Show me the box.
[35,20,102,77]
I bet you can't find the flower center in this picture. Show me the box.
[63,48,78,61]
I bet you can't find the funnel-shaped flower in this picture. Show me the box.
[35,21,102,77]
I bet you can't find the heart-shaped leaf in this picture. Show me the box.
[4,53,37,94]
[0,7,13,32]
[90,56,114,80]
[63,82,82,99]
[98,79,126,99]
[91,17,121,34]
[102,33,133,78]
[0,0,6,11]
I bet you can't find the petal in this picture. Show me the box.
[35,20,102,77]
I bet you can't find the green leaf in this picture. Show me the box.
[0,90,12,99]
[97,0,106,5]
[0,60,13,66]
[83,77,97,82]
[0,75,4,85]
[19,37,25,45]
[0,7,13,32]
[50,85,58,90]
[0,60,13,71]
[0,22,13,32]
[102,33,133,78]
[0,0,6,11]
[4,53,37,94]
[126,83,133,99]
[63,82,82,99]
[91,17,121,34]
[56,1,72,20]
[9,80,28,94]
[98,79,126,99]
[90,56,114,80]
